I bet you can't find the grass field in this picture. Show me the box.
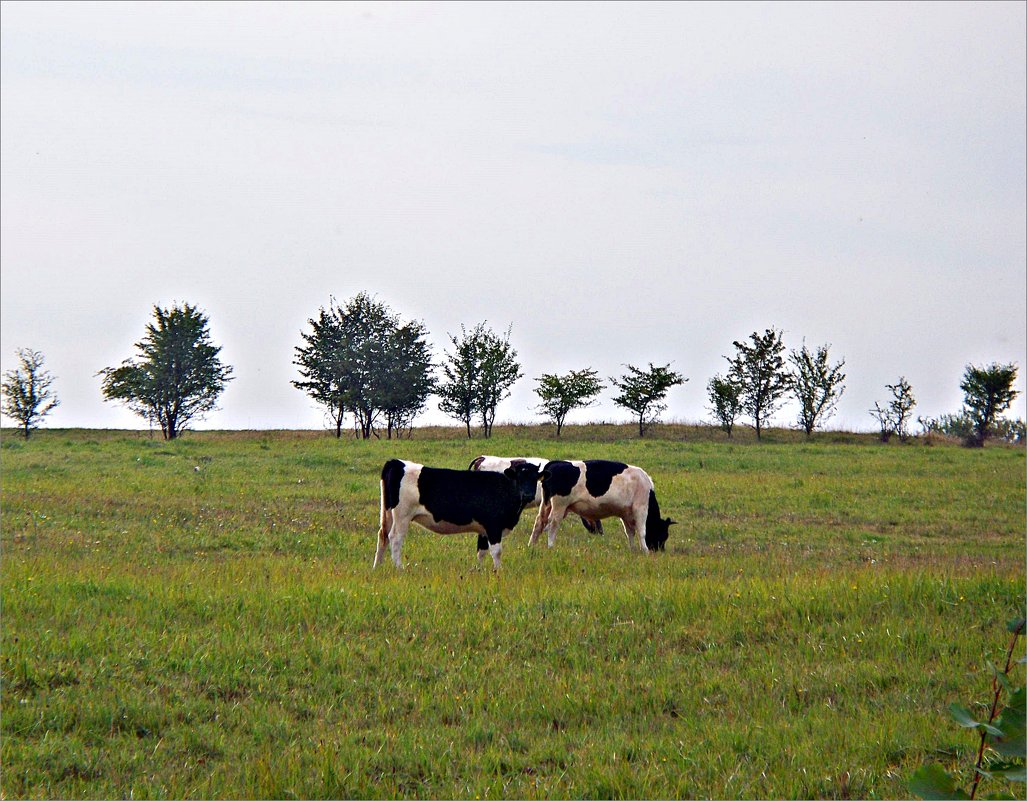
[1,425,1024,799]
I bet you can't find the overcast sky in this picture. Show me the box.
[2,1,1025,434]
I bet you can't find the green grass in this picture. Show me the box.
[2,425,1024,799]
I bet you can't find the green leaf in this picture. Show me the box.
[1005,686,1026,714]
[992,666,1013,694]
[1005,617,1025,635]
[909,764,970,799]
[980,722,1007,738]
[949,703,982,728]
[986,762,1027,783]
[993,688,1026,758]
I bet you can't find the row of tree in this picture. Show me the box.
[2,295,1022,447]
[293,293,687,439]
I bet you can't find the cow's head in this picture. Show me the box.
[644,515,675,552]
[504,462,542,506]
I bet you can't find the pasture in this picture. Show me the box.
[1,426,1024,799]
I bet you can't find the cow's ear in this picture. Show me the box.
[503,467,516,479]
[667,518,677,526]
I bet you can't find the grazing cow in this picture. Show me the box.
[529,460,674,552]
[468,455,604,533]
[375,459,542,569]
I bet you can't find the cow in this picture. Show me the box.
[375,458,542,569]
[468,454,604,534]
[529,459,674,552]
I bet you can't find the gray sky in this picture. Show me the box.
[2,1,1025,433]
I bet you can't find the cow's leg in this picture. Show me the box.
[528,502,551,547]
[388,516,410,568]
[544,504,569,548]
[486,528,504,569]
[374,507,392,567]
[476,534,490,566]
[631,504,650,552]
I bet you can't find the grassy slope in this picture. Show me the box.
[1,426,1024,799]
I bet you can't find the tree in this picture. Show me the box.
[293,294,434,439]
[790,342,846,437]
[726,328,792,440]
[960,362,1019,448]
[707,374,743,437]
[869,377,916,442]
[436,325,478,438]
[99,303,232,440]
[534,368,604,436]
[292,305,349,437]
[380,323,435,439]
[437,323,522,438]
[475,324,522,438]
[609,362,685,437]
[2,348,60,439]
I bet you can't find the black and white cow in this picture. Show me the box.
[529,459,674,552]
[375,458,542,569]
[468,455,604,533]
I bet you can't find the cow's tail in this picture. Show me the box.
[376,460,404,566]
[468,455,485,471]
[378,486,392,548]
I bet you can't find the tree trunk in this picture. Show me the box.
[23,421,30,439]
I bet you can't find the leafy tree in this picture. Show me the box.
[610,362,685,437]
[292,305,349,437]
[960,362,1019,448]
[99,303,232,440]
[534,368,604,436]
[869,377,916,442]
[437,322,522,439]
[2,348,60,439]
[790,342,846,437]
[476,325,522,438]
[380,323,435,439]
[726,327,792,440]
[293,293,433,439]
[706,374,742,437]
[436,326,478,438]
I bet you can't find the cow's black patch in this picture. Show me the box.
[540,461,580,502]
[583,460,629,498]
[417,463,540,542]
[381,459,406,511]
